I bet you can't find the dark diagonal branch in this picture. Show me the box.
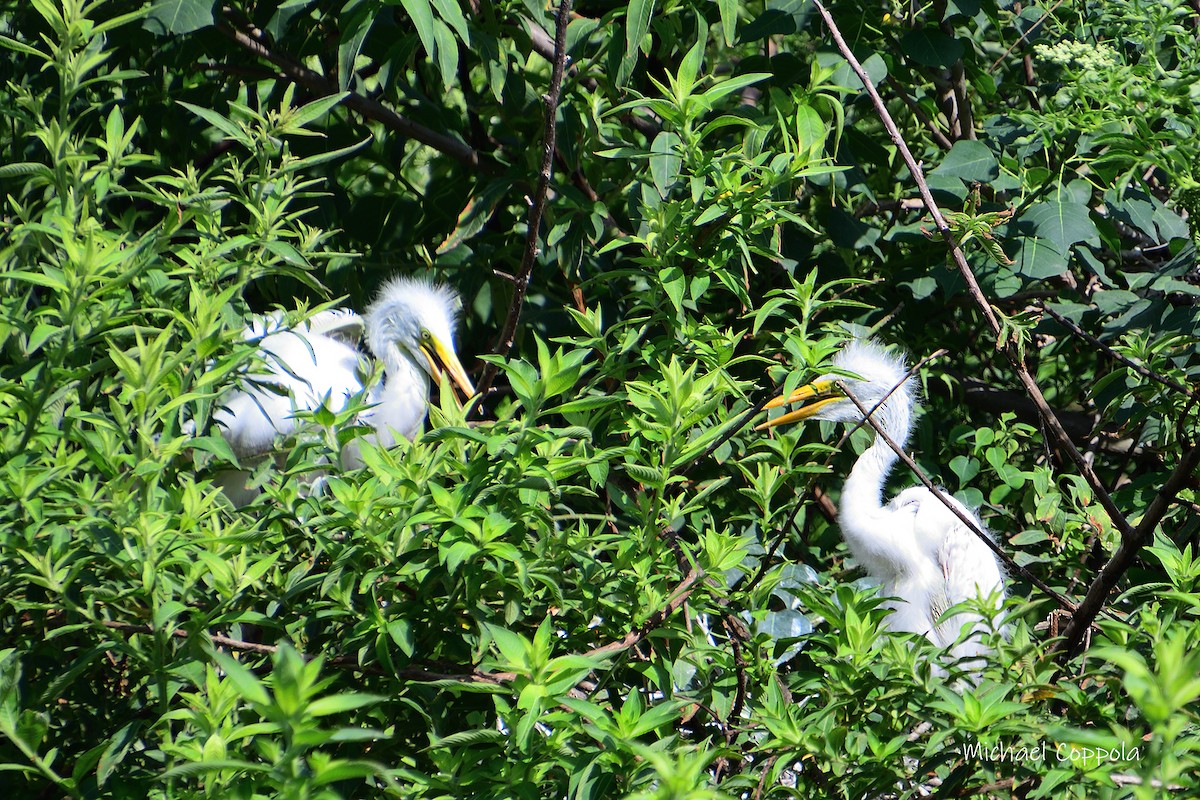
[473,0,574,399]
[524,17,660,139]
[1042,304,1200,404]
[812,0,1135,558]
[744,349,950,598]
[883,74,953,150]
[1054,445,1200,658]
[216,14,495,173]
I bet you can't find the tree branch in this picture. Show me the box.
[216,14,496,173]
[1041,304,1200,404]
[473,0,574,398]
[1054,445,1200,658]
[584,567,704,658]
[99,620,515,684]
[98,567,702,691]
[883,74,953,150]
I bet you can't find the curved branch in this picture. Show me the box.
[216,15,497,174]
[838,382,1080,617]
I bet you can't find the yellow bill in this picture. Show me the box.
[422,337,476,399]
[756,379,843,430]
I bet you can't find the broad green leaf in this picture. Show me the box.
[428,0,470,42]
[144,0,214,34]
[900,29,965,67]
[433,19,459,89]
[650,132,681,198]
[716,0,737,45]
[620,0,656,85]
[1023,201,1099,251]
[177,102,249,144]
[700,73,771,104]
[931,140,999,183]
[438,181,512,254]
[396,0,437,68]
[307,693,387,717]
[288,93,350,130]
[337,7,373,91]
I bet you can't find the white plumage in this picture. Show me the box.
[760,339,1006,666]
[214,277,474,482]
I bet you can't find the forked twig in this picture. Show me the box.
[812,0,1133,550]
[1054,445,1200,657]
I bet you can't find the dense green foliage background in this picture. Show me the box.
[2,0,1199,796]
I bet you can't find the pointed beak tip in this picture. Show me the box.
[427,338,475,400]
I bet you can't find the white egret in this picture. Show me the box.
[758,339,1005,666]
[213,277,474,497]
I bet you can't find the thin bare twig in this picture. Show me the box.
[743,349,949,597]
[883,74,954,150]
[524,17,660,139]
[100,567,702,687]
[99,620,514,684]
[586,567,704,657]
[473,0,574,399]
[1042,304,1200,403]
[988,0,1065,73]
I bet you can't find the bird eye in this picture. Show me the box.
[420,329,432,342]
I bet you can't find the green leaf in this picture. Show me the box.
[0,35,47,58]
[428,0,470,43]
[740,0,809,41]
[620,0,656,85]
[1009,236,1067,280]
[310,759,389,785]
[289,93,349,130]
[483,624,529,669]
[213,653,271,707]
[432,18,459,89]
[177,102,249,145]
[432,728,507,748]
[659,266,685,312]
[144,0,214,34]
[1023,202,1099,252]
[716,0,737,45]
[700,73,771,104]
[931,140,999,183]
[397,0,438,68]
[0,162,54,181]
[650,132,681,198]
[338,9,373,91]
[307,693,387,717]
[900,29,965,68]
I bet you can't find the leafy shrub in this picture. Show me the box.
[1,0,1198,797]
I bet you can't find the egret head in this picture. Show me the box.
[758,339,916,437]
[365,277,475,398]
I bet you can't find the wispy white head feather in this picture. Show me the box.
[365,277,463,373]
